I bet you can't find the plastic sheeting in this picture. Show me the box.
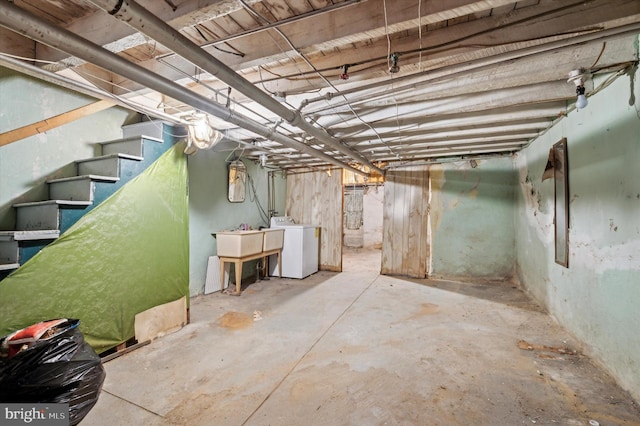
[0,319,105,425]
[0,143,189,353]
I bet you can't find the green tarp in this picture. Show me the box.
[0,143,189,353]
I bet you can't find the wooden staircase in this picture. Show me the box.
[0,122,175,278]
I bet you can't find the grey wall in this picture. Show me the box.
[188,150,286,295]
[0,67,131,229]
[430,158,518,279]
[515,65,640,400]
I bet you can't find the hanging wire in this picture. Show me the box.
[239,0,320,95]
[383,0,392,69]
[383,0,402,158]
[239,0,399,160]
[418,0,423,72]
[156,57,281,126]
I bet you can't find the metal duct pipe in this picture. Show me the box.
[0,1,367,176]
[0,54,184,125]
[86,0,382,174]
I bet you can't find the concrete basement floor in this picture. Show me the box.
[84,248,640,425]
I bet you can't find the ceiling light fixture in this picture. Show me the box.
[184,112,223,154]
[389,53,400,74]
[259,153,268,167]
[340,64,350,80]
[568,68,590,110]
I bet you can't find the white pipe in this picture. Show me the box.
[86,0,380,174]
[0,1,368,176]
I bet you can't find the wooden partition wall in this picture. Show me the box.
[285,169,343,271]
[381,166,430,278]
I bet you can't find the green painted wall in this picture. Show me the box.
[0,144,189,354]
[430,157,517,279]
[188,149,286,295]
[1,66,287,298]
[515,63,640,400]
[0,67,132,229]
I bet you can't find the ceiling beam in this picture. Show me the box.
[35,0,265,64]
[103,0,515,95]
[109,0,640,98]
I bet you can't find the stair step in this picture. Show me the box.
[14,200,92,208]
[14,200,92,231]
[0,263,19,271]
[122,121,166,140]
[47,175,119,202]
[100,135,162,157]
[76,153,143,177]
[0,230,59,241]
[47,174,120,184]
[0,238,18,264]
[0,230,60,269]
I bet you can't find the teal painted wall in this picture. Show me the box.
[188,150,286,295]
[0,67,132,229]
[430,157,517,279]
[515,63,640,400]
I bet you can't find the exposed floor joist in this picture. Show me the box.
[0,0,638,171]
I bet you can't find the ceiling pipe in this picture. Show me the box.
[301,22,640,112]
[85,0,381,175]
[0,1,367,176]
[154,0,364,62]
[0,54,185,125]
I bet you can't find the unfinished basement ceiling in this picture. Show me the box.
[1,0,639,173]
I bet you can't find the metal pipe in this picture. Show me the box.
[86,0,380,174]
[0,1,367,176]
[0,54,185,125]
[302,22,640,111]
[154,0,364,61]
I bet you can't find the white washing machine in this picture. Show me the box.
[269,216,319,279]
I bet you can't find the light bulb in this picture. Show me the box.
[260,153,268,167]
[576,94,588,109]
[575,83,588,110]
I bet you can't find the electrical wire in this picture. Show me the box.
[418,0,423,72]
[68,66,188,115]
[383,0,392,68]
[0,52,59,64]
[383,0,402,159]
[589,42,607,69]
[238,0,321,97]
[238,0,398,162]
[247,172,270,226]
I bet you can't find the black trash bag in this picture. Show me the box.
[0,318,106,426]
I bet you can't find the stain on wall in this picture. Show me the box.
[515,63,640,401]
[430,158,517,280]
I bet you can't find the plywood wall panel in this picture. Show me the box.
[381,166,429,278]
[286,169,342,271]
